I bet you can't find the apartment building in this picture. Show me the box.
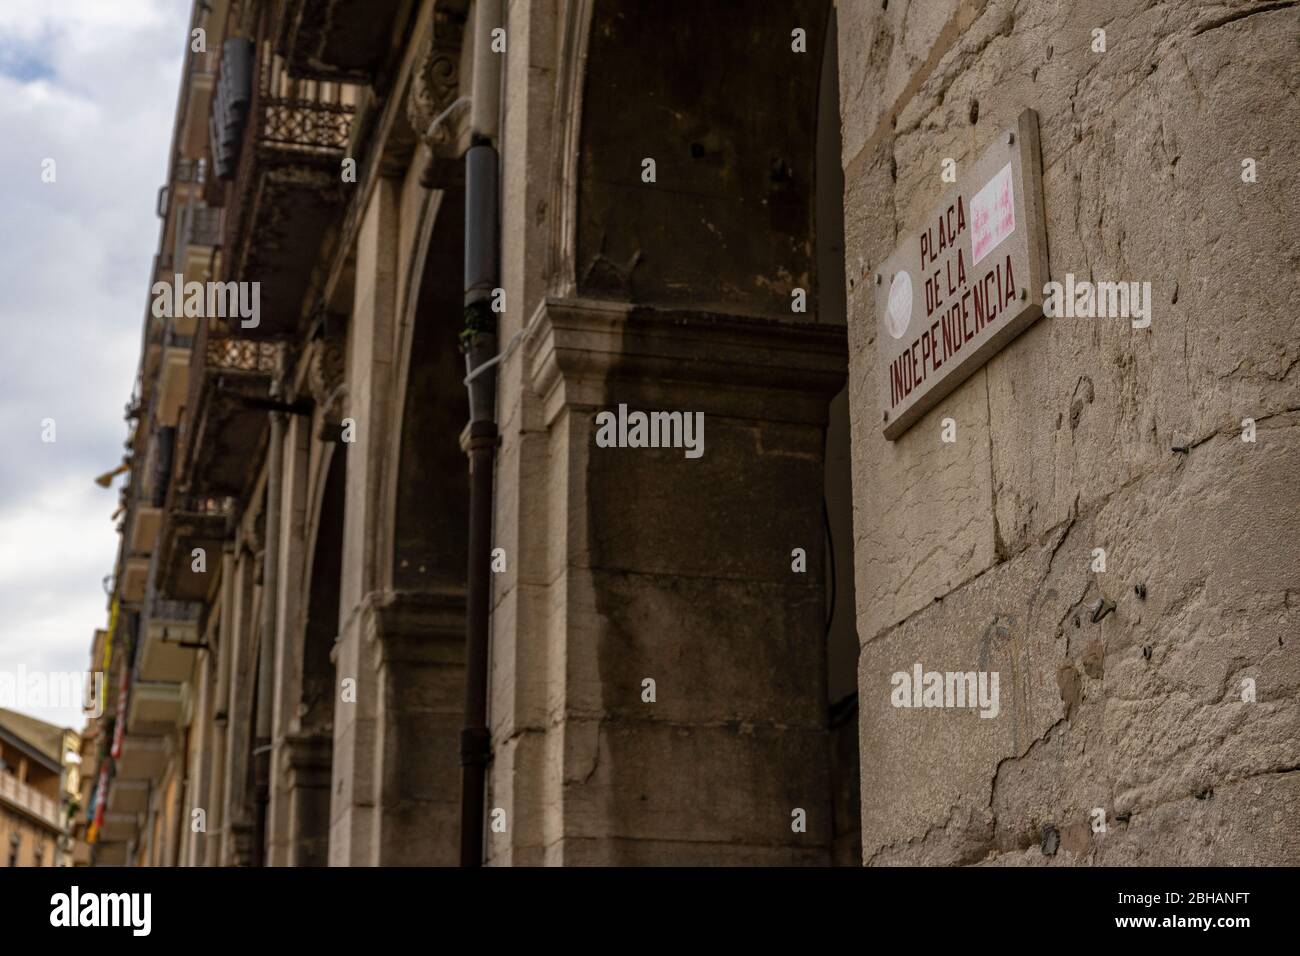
[0,709,81,866]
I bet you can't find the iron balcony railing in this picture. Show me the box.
[213,31,356,179]
[175,157,207,185]
[170,492,235,518]
[158,158,208,220]
[175,314,279,490]
[254,31,357,157]
[206,332,279,373]
[183,204,223,250]
[217,18,358,264]
[182,319,277,426]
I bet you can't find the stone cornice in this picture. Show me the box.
[364,588,467,672]
[526,297,849,427]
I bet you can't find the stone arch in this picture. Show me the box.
[301,444,346,731]
[386,183,469,592]
[509,0,852,864]
[557,0,835,318]
[355,177,468,865]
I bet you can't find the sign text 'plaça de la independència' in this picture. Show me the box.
[875,109,1050,440]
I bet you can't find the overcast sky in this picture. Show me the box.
[0,0,189,732]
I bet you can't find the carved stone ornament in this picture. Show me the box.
[406,2,469,150]
[307,333,347,415]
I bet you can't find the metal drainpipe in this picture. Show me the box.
[253,406,285,867]
[459,0,502,869]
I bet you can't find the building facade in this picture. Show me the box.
[0,710,83,866]
[82,0,1299,866]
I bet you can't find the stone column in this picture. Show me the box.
[253,410,286,866]
[187,647,215,867]
[496,297,845,864]
[330,177,401,865]
[205,543,235,867]
[369,590,466,864]
[221,545,258,866]
[282,732,333,866]
[268,412,312,866]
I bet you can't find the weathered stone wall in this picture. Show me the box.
[839,0,1300,863]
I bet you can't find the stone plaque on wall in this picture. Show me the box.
[875,109,1049,440]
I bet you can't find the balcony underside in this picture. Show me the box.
[120,556,149,605]
[127,681,184,735]
[128,504,162,555]
[115,735,166,780]
[188,382,270,499]
[277,0,409,81]
[158,509,227,603]
[227,154,347,338]
[98,813,137,844]
[139,602,202,682]
[109,778,149,815]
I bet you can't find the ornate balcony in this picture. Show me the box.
[217,20,359,338]
[185,203,223,248]
[178,317,279,500]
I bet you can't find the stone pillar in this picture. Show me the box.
[282,732,333,866]
[205,544,236,867]
[485,0,577,865]
[268,412,312,866]
[330,177,401,865]
[494,298,845,864]
[221,545,258,867]
[369,590,466,865]
[187,647,215,867]
[253,411,286,866]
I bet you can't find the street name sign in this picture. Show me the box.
[874,108,1049,440]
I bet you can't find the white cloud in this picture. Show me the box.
[0,0,189,731]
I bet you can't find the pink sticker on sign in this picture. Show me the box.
[970,162,1015,266]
